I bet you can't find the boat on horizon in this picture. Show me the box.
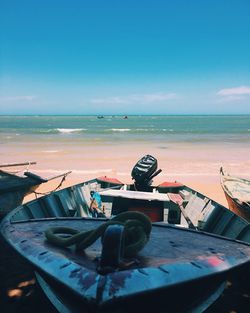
[220,167,250,222]
[1,155,250,312]
[0,161,71,218]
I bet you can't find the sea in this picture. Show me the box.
[0,115,250,181]
[1,115,250,143]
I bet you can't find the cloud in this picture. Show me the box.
[216,95,245,103]
[0,95,36,102]
[216,86,250,103]
[90,92,177,105]
[217,86,250,96]
[91,96,129,105]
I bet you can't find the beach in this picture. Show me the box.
[1,115,250,207]
[1,115,250,312]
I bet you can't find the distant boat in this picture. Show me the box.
[220,167,250,222]
[123,115,128,119]
[1,156,250,312]
[97,115,104,119]
[0,162,71,217]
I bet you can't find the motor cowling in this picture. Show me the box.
[131,155,162,190]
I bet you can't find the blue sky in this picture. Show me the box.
[0,0,250,115]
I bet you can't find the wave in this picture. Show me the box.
[105,128,176,133]
[109,128,131,132]
[56,128,87,133]
[163,129,174,132]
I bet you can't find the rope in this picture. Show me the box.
[32,174,68,197]
[45,211,152,258]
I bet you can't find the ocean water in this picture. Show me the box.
[1,115,250,144]
[1,115,250,182]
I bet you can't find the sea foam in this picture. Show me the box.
[57,128,86,133]
[109,128,131,132]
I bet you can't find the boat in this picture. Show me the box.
[1,155,250,312]
[220,167,250,222]
[0,162,71,218]
[1,210,250,313]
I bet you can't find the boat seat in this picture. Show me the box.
[182,194,210,228]
[24,201,48,219]
[39,195,70,217]
[80,185,93,208]
[72,185,91,217]
[53,191,77,217]
[201,203,250,240]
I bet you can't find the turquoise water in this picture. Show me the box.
[1,115,250,143]
[1,115,250,180]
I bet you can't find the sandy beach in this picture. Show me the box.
[19,140,250,207]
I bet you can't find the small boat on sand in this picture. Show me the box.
[1,211,250,313]
[0,162,71,218]
[1,156,250,313]
[220,167,250,222]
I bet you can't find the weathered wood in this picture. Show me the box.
[100,188,169,201]
[46,171,72,181]
[0,161,36,168]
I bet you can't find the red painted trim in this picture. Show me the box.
[97,176,123,184]
[158,181,184,187]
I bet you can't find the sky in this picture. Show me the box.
[0,0,250,115]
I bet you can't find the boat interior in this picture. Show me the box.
[8,175,250,244]
[3,156,250,242]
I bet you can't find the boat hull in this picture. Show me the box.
[1,215,250,313]
[223,190,250,222]
[35,270,226,313]
[220,167,250,222]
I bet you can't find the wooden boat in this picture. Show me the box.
[1,156,250,312]
[220,167,250,222]
[1,208,250,313]
[0,162,71,218]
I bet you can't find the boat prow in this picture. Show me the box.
[0,161,71,217]
[1,210,250,313]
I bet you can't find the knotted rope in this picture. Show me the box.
[45,211,151,257]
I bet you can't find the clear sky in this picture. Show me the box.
[0,0,250,115]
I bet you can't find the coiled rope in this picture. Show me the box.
[45,211,151,258]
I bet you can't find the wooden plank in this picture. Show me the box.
[99,189,169,201]
[0,161,36,168]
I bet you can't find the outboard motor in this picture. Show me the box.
[131,155,162,191]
